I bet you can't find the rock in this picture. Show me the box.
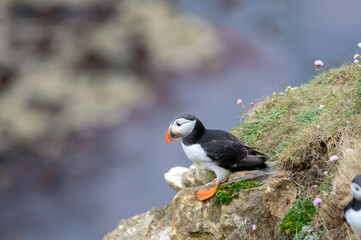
[0,66,152,152]
[164,167,189,191]
[0,0,222,155]
[164,165,216,191]
[103,204,172,240]
[104,169,298,240]
[169,171,297,240]
[111,0,222,73]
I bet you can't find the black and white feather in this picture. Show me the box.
[168,113,269,184]
[344,174,361,239]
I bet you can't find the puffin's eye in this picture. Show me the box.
[356,187,360,191]
[176,122,181,127]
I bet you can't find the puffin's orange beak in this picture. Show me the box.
[165,124,179,143]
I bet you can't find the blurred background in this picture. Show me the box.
[0,0,361,239]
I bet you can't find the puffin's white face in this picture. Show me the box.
[171,118,197,138]
[165,117,197,143]
[351,182,361,200]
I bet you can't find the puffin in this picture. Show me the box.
[344,174,361,239]
[165,113,269,201]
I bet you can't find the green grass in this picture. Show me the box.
[279,198,316,237]
[355,70,361,111]
[274,140,289,156]
[234,107,288,147]
[231,65,361,163]
[214,180,262,205]
[293,224,325,240]
[296,107,324,128]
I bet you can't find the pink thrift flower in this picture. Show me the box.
[358,43,361,48]
[314,60,323,71]
[313,198,322,206]
[252,224,257,231]
[314,60,324,67]
[329,155,338,162]
[319,105,325,109]
[354,54,361,59]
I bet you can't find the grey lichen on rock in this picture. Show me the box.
[164,165,216,191]
[104,205,172,240]
[104,168,297,240]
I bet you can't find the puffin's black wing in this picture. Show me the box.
[200,130,269,171]
[212,130,269,158]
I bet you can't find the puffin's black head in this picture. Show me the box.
[165,113,199,143]
[351,174,361,200]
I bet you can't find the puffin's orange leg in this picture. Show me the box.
[196,183,221,201]
[211,177,229,185]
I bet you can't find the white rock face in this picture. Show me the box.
[164,165,216,191]
[164,167,189,191]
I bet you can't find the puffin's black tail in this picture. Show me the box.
[231,148,270,171]
[247,147,269,159]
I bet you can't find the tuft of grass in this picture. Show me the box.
[279,198,316,237]
[355,70,361,111]
[296,107,324,129]
[214,180,262,205]
[233,107,288,148]
[293,224,325,240]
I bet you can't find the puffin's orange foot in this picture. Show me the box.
[211,177,229,185]
[196,183,221,201]
[196,188,216,201]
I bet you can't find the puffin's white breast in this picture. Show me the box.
[345,208,361,237]
[181,142,212,164]
[181,142,231,183]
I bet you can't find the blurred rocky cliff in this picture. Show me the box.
[103,169,297,240]
[0,0,222,193]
